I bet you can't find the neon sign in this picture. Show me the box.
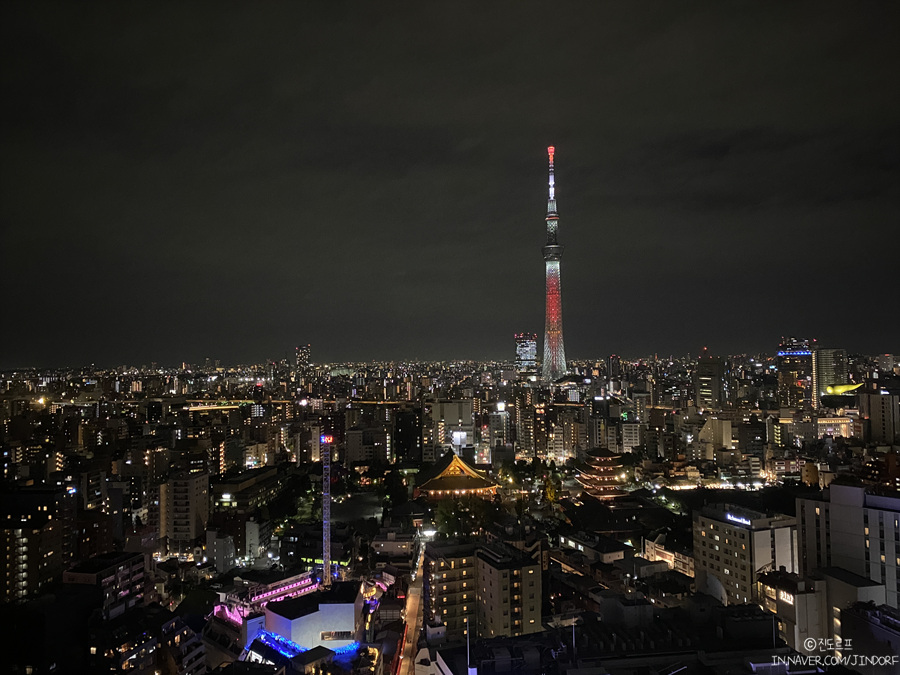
[320,435,334,444]
[726,513,752,527]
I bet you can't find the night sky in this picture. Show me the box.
[2,2,898,368]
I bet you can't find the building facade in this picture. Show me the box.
[159,471,209,556]
[797,483,900,608]
[693,503,798,605]
[423,542,477,641]
[476,542,541,639]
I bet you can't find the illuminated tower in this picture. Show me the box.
[542,146,567,382]
[321,434,333,588]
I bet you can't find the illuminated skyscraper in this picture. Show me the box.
[811,347,848,409]
[515,333,537,371]
[542,146,567,382]
[695,355,725,409]
[777,337,813,408]
[295,344,311,371]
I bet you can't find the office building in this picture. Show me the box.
[695,355,725,409]
[812,348,848,409]
[693,503,798,605]
[514,333,537,372]
[777,337,813,408]
[488,403,511,451]
[430,399,475,452]
[860,392,900,444]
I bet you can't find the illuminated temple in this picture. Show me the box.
[416,451,500,500]
[576,447,627,500]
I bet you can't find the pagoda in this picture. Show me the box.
[576,448,627,500]
[416,451,499,501]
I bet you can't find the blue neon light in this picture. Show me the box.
[257,630,307,658]
[332,641,360,656]
[776,351,811,356]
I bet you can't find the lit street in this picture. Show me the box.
[401,547,425,675]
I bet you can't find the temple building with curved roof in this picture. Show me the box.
[576,447,627,500]
[415,451,499,501]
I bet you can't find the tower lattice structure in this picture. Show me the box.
[321,435,332,588]
[542,146,567,382]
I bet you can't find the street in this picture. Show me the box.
[400,547,425,675]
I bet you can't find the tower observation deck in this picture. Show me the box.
[542,146,567,382]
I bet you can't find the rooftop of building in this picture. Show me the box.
[697,502,795,527]
[425,540,478,560]
[214,466,279,488]
[65,550,143,575]
[266,581,359,620]
[757,568,817,595]
[818,566,884,588]
[476,541,537,569]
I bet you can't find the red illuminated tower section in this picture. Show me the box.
[542,146,567,382]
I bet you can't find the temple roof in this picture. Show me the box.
[584,447,623,460]
[418,452,499,493]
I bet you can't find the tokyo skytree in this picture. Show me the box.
[542,146,567,382]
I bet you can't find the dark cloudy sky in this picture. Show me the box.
[2,2,898,368]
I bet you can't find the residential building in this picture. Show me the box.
[159,471,209,555]
[63,551,146,620]
[476,542,541,638]
[423,541,477,641]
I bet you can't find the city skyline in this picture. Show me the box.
[4,5,900,672]
[2,3,898,367]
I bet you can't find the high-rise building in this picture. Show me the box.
[777,337,814,408]
[488,403,511,450]
[608,354,621,380]
[859,392,900,445]
[476,542,542,638]
[430,399,475,452]
[159,471,209,556]
[514,333,537,372]
[812,347,848,409]
[62,551,146,620]
[295,344,311,373]
[0,486,70,602]
[693,503,798,606]
[423,541,477,640]
[797,484,900,608]
[695,355,726,409]
[541,146,567,382]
